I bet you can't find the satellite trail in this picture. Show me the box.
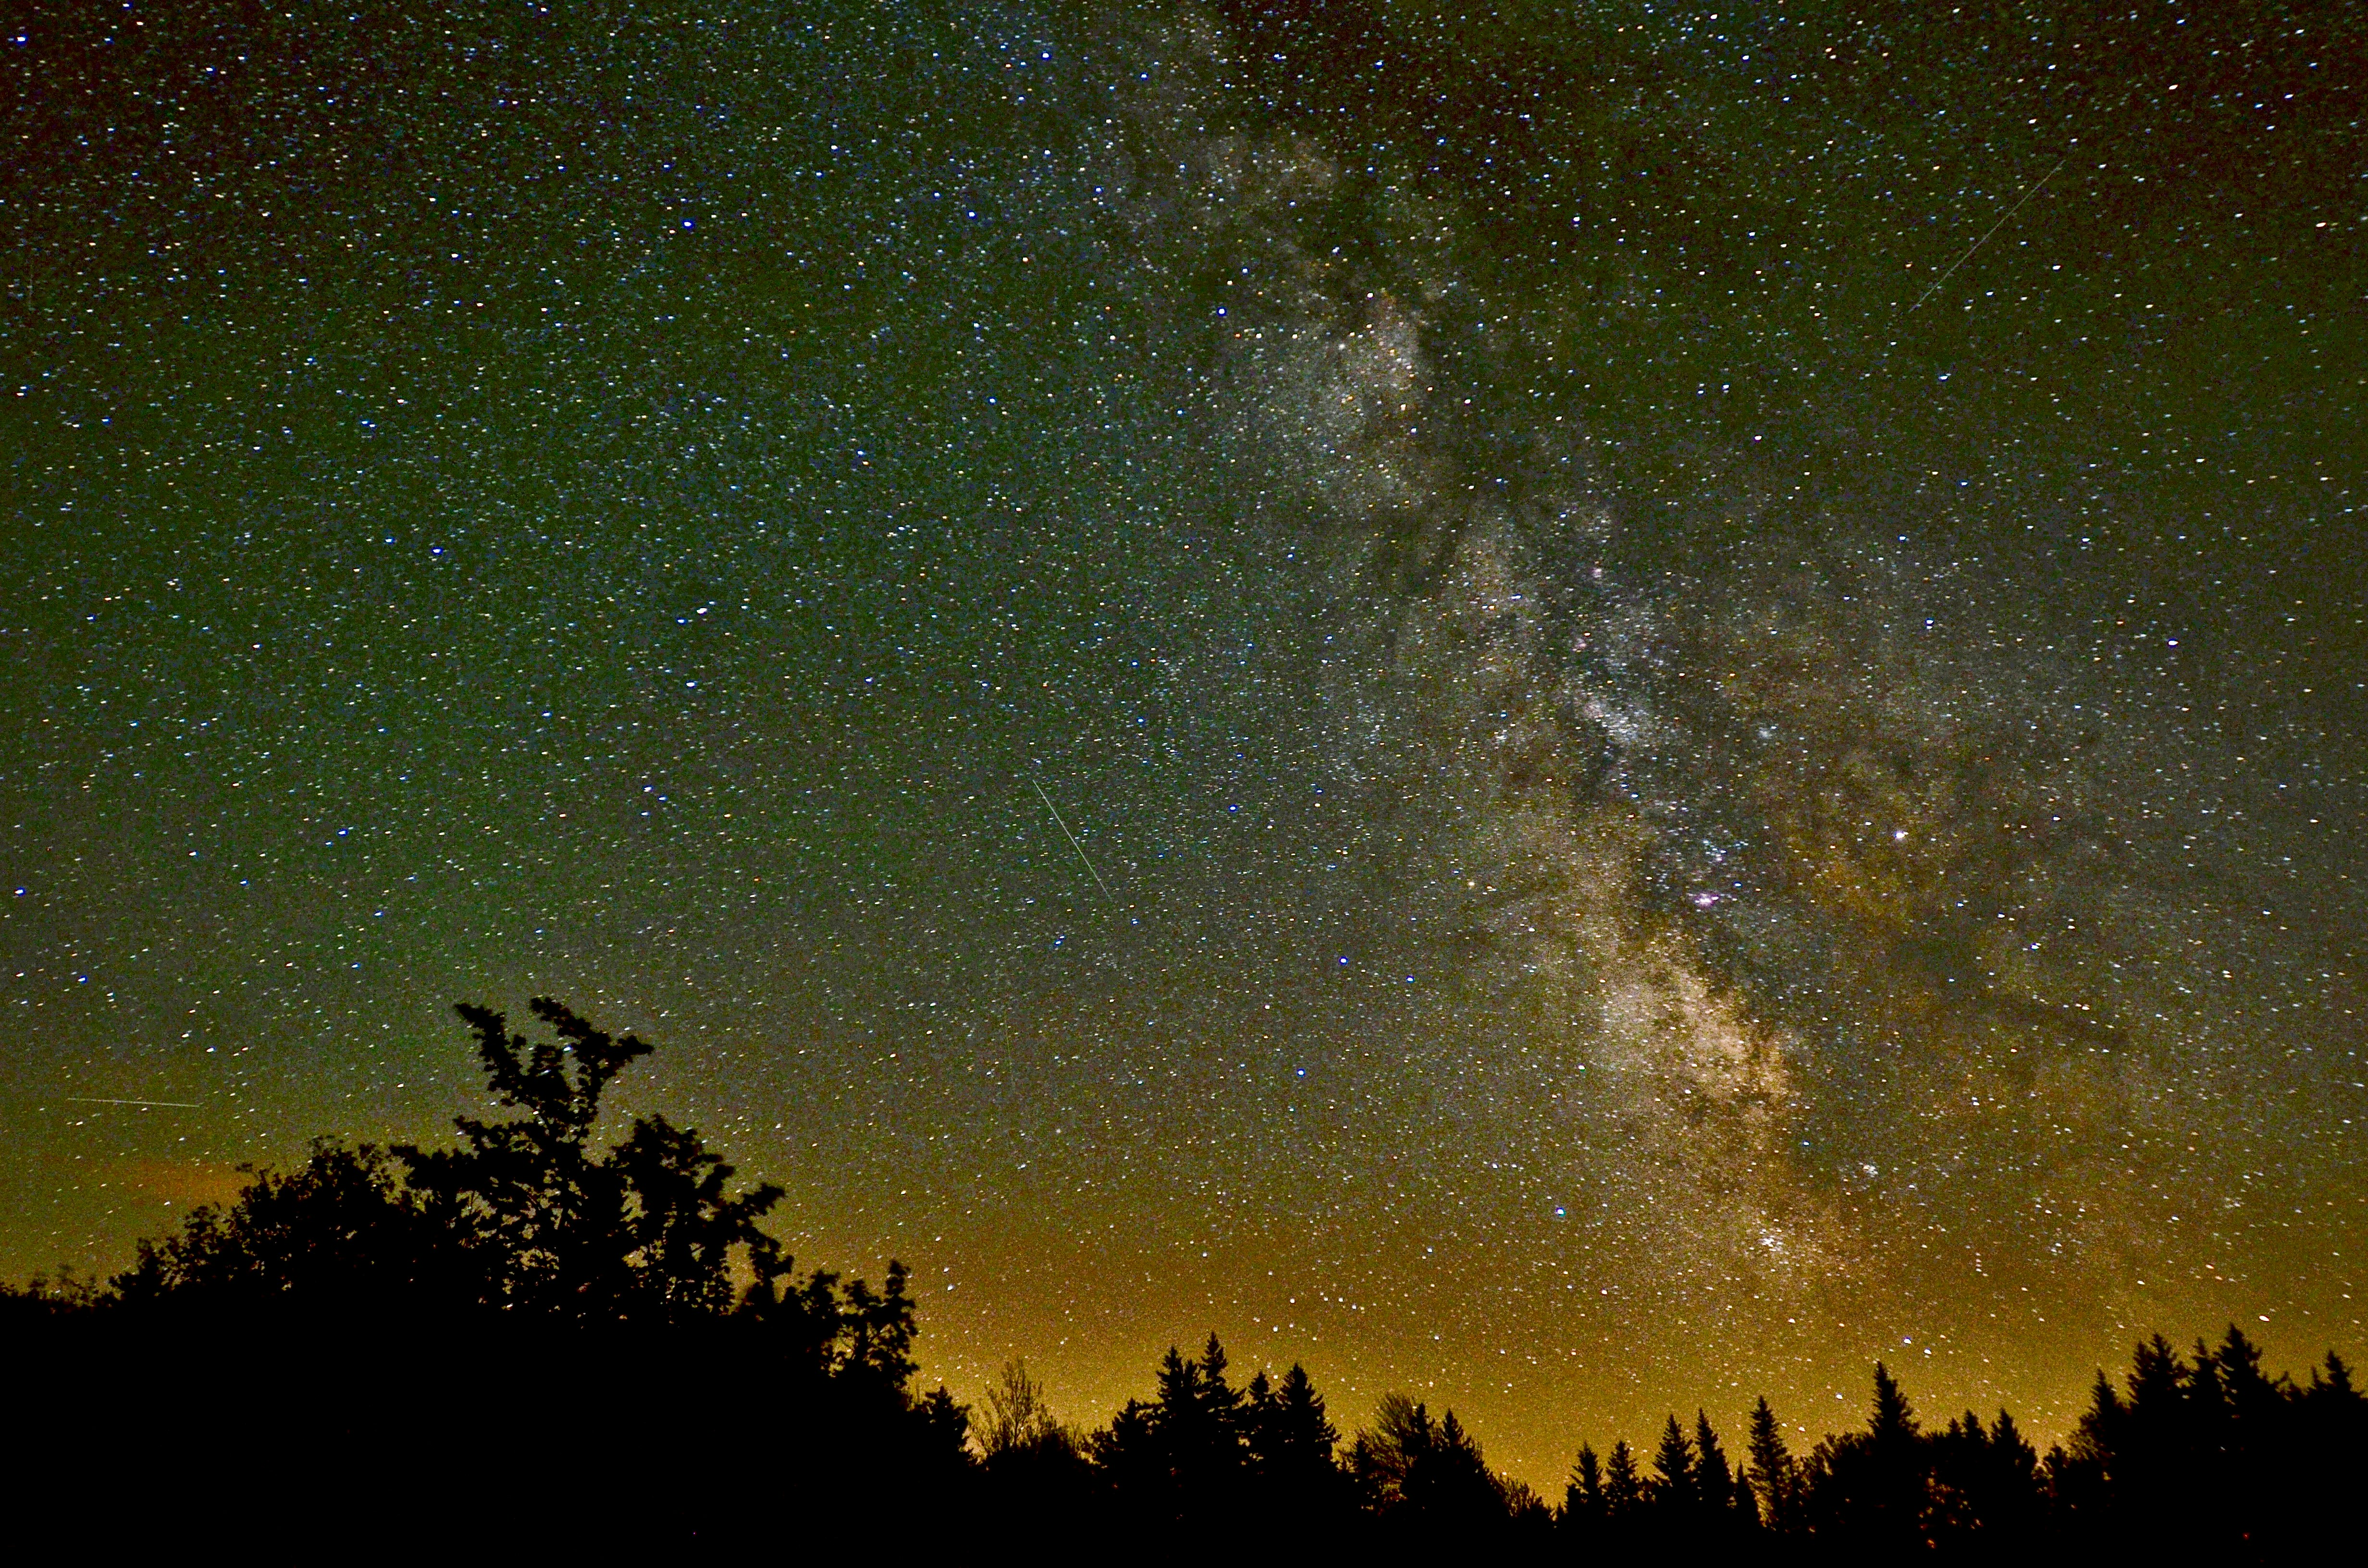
[1908,155,2067,314]
[1029,777,1118,907]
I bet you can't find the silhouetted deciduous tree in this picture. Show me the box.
[7,998,979,1550]
[111,1141,457,1315]
[1349,1390,1428,1515]
[975,1354,1094,1533]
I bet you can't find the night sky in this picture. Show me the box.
[6,0,2363,1484]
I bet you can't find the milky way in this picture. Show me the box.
[5,1,2361,1482]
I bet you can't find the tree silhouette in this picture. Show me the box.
[1694,1409,1756,1535]
[1798,1361,1933,1548]
[1563,1441,1605,1534]
[980,1357,1063,1459]
[1603,1437,1644,1521]
[974,1357,1093,1533]
[1745,1394,1796,1533]
[1092,1396,1165,1512]
[1246,1361,1346,1526]
[1648,1412,1694,1515]
[395,999,672,1317]
[1402,1408,1505,1531]
[7,998,983,1549]
[607,1112,781,1321]
[1089,1335,1252,1524]
[1928,1407,2042,1547]
[1349,1390,1430,1515]
[111,1141,456,1314]
[12,994,2368,1551]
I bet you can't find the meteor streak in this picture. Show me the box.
[65,1097,199,1109]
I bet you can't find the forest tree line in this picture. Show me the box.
[3,999,2357,1556]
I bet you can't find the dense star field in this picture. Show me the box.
[4,0,2361,1484]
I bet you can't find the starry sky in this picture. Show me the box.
[5,0,2363,1484]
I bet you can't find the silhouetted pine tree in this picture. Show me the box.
[1156,1343,1218,1516]
[1095,1335,1255,1524]
[1401,1408,1507,1536]
[1695,1409,1745,1527]
[1198,1333,1246,1435]
[1599,1436,1645,1550]
[2295,1349,2368,1552]
[1746,1395,1797,1535]
[1562,1442,1605,1535]
[1651,1412,1696,1519]
[1091,1396,1166,1515]
[2217,1326,2283,1425]
[1245,1361,1347,1528]
[2044,1368,2119,1539]
[2042,1322,2361,1559]
[1929,1408,2044,1549]
[1801,1362,1931,1549]
[1603,1436,1643,1515]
